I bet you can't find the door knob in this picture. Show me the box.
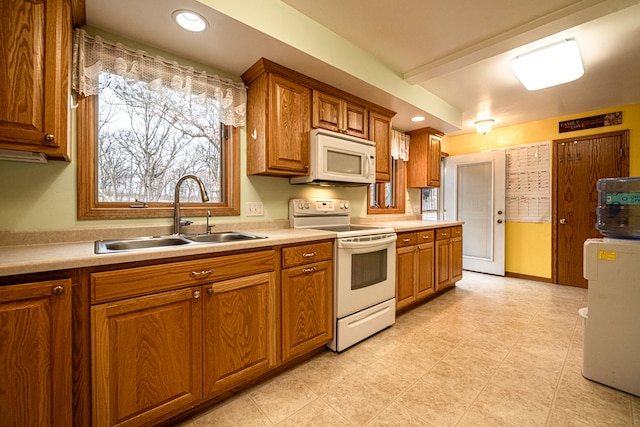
[560,218,567,224]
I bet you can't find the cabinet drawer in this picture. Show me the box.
[282,241,333,268]
[396,232,416,248]
[416,230,435,243]
[91,250,275,303]
[451,226,462,238]
[435,227,451,240]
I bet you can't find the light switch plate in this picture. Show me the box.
[246,201,264,216]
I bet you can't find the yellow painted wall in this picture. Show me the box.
[442,103,640,278]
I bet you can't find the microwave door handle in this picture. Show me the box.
[365,155,374,179]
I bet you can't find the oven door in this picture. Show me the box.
[335,233,397,318]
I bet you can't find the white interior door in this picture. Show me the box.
[444,151,506,276]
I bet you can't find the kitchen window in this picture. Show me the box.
[368,130,408,214]
[72,29,246,219]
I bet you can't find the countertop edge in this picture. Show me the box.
[0,221,464,277]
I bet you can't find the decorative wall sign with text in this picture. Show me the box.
[559,111,622,133]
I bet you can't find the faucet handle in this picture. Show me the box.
[179,219,193,227]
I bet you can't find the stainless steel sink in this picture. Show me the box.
[95,232,266,253]
[95,236,191,253]
[183,231,266,243]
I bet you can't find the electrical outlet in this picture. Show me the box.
[246,201,264,217]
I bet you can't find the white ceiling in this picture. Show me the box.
[85,0,640,134]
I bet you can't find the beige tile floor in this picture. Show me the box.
[176,271,640,426]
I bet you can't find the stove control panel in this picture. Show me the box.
[289,198,351,216]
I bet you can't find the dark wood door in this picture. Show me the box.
[554,131,629,287]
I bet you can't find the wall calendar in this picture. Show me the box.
[503,141,551,223]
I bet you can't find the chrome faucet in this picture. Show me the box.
[173,175,209,235]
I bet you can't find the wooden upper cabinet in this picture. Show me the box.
[0,279,72,426]
[242,59,395,179]
[370,110,393,182]
[407,127,443,188]
[312,90,368,139]
[0,0,71,160]
[242,63,311,177]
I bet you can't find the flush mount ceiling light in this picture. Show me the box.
[411,116,426,122]
[510,40,584,91]
[172,10,208,32]
[474,119,495,135]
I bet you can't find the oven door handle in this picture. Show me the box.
[337,234,397,249]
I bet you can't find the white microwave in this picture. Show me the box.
[290,129,376,185]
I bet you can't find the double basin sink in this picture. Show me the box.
[95,232,267,254]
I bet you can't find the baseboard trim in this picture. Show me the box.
[505,271,554,283]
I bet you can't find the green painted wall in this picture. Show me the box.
[442,103,640,278]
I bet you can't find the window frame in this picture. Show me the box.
[77,95,240,220]
[367,158,406,215]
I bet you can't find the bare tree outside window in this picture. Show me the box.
[97,73,223,204]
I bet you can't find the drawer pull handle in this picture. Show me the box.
[422,235,430,240]
[402,238,411,243]
[302,252,317,258]
[302,267,316,274]
[190,268,215,277]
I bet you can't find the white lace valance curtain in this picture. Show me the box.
[72,28,247,127]
[391,129,410,161]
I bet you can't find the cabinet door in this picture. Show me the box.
[0,0,70,159]
[282,260,333,361]
[451,236,463,282]
[312,90,342,133]
[435,239,451,291]
[203,272,276,397]
[268,74,311,174]
[369,111,392,182]
[395,246,416,311]
[427,134,442,187]
[343,102,368,138]
[416,243,435,300]
[0,279,72,427]
[92,287,202,427]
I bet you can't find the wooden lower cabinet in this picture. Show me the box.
[395,230,435,311]
[282,259,333,361]
[435,226,463,291]
[0,278,72,427]
[203,272,276,397]
[281,241,333,361]
[90,250,278,427]
[91,287,203,427]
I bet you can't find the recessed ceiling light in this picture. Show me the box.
[411,116,426,122]
[173,10,208,32]
[510,40,584,91]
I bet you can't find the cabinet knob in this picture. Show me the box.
[208,288,214,296]
[44,134,55,142]
[560,218,567,225]
[193,290,201,299]
[52,285,64,295]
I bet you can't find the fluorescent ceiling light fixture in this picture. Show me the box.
[0,148,47,163]
[411,116,426,122]
[510,40,584,90]
[173,10,208,32]
[474,119,495,135]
